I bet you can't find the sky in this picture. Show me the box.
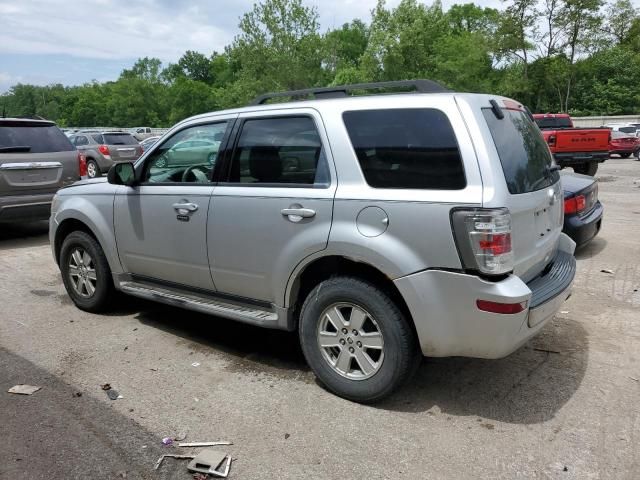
[0,0,503,93]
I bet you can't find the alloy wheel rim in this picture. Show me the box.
[68,248,97,298]
[317,303,385,380]
[87,162,96,177]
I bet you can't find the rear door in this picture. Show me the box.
[483,108,563,282]
[102,133,143,161]
[0,121,78,195]
[208,109,336,303]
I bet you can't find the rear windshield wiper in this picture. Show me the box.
[0,145,31,153]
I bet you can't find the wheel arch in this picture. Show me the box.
[286,255,416,335]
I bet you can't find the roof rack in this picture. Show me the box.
[249,79,449,106]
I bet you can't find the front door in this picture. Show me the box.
[114,119,234,290]
[208,110,336,303]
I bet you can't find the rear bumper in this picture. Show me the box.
[553,151,609,165]
[395,233,576,359]
[563,202,603,247]
[0,192,54,222]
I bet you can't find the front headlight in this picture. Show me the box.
[51,194,60,214]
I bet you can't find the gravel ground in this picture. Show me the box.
[1,159,639,479]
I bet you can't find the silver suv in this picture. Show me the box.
[50,81,576,403]
[70,131,142,178]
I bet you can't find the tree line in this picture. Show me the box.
[2,0,639,127]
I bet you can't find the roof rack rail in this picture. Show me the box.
[249,79,449,106]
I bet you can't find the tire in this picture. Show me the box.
[86,159,100,178]
[298,277,419,403]
[60,231,114,313]
[573,161,598,176]
[619,153,631,158]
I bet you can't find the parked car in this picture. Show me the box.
[561,173,603,248]
[533,113,610,176]
[1,118,83,223]
[139,136,161,152]
[608,130,640,158]
[603,123,639,136]
[132,127,154,141]
[50,80,576,403]
[69,131,143,178]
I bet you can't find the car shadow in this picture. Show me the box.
[575,237,607,259]
[0,221,50,251]
[134,301,587,424]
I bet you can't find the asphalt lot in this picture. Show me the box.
[1,159,639,479]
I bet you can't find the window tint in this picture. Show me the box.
[618,126,636,134]
[74,135,89,146]
[103,133,138,145]
[534,117,572,129]
[143,122,227,183]
[483,109,559,194]
[0,123,75,153]
[91,134,103,143]
[226,117,329,186]
[343,109,465,190]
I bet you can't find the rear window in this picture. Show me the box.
[0,123,75,153]
[483,109,559,194]
[103,133,138,145]
[618,127,636,134]
[342,109,466,190]
[534,117,572,129]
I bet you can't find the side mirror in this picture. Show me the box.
[107,162,137,186]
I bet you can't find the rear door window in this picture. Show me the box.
[0,122,75,153]
[483,109,559,194]
[342,108,465,190]
[103,133,138,145]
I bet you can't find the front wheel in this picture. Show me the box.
[299,277,419,403]
[60,231,114,312]
[573,161,598,176]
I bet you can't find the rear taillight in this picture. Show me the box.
[564,195,586,214]
[78,153,87,177]
[451,208,514,276]
[98,144,110,155]
[476,299,528,314]
[547,134,556,147]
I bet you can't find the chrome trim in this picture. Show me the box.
[0,161,63,170]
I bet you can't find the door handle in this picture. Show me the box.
[173,202,198,213]
[281,207,316,222]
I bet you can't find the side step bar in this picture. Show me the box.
[118,280,281,328]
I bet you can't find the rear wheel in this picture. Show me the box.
[573,161,598,176]
[60,231,114,312]
[298,277,419,403]
[86,160,100,178]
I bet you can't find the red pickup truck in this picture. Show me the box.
[533,113,610,176]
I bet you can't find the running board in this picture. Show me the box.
[118,280,281,328]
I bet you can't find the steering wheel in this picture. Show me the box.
[181,165,209,183]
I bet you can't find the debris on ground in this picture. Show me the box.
[154,454,196,470]
[72,392,82,398]
[101,383,111,391]
[534,348,561,354]
[284,433,290,439]
[178,441,232,448]
[162,437,174,446]
[192,474,209,480]
[191,362,201,367]
[629,376,639,382]
[560,311,569,314]
[106,389,120,400]
[174,432,187,441]
[8,385,41,395]
[188,450,232,478]
[600,269,614,274]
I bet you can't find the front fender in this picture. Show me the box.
[52,193,122,274]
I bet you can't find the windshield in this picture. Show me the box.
[484,109,559,194]
[0,123,75,153]
[534,117,572,129]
